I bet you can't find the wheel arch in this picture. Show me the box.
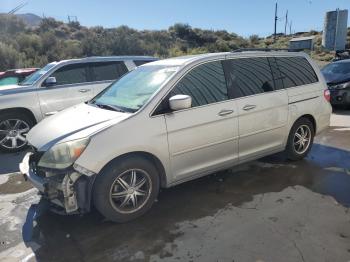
[97,151,168,188]
[0,107,38,125]
[297,114,316,133]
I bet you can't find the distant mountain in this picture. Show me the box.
[16,13,42,27]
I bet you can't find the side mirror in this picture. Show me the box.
[44,77,57,87]
[169,94,192,111]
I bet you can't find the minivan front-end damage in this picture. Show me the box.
[20,151,96,215]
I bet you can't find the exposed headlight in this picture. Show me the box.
[38,138,90,169]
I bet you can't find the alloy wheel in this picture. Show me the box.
[293,124,312,155]
[0,119,30,150]
[109,169,152,214]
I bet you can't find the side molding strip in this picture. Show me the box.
[288,96,319,105]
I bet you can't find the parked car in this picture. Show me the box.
[0,68,39,86]
[321,59,350,108]
[0,56,157,152]
[20,51,331,222]
[333,49,350,61]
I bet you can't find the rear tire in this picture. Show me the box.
[0,112,34,153]
[285,117,314,161]
[93,156,160,223]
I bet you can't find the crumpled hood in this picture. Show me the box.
[27,103,131,151]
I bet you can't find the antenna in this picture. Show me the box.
[8,1,28,14]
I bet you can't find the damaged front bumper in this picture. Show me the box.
[19,152,96,215]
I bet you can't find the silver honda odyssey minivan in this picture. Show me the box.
[20,51,332,222]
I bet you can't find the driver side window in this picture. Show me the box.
[46,64,88,86]
[154,60,228,115]
[170,61,228,107]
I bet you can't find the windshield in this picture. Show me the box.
[19,63,56,86]
[0,76,19,86]
[322,62,350,75]
[90,65,178,112]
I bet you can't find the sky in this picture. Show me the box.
[0,0,349,37]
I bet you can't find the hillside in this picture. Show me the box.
[16,13,42,27]
[0,14,349,71]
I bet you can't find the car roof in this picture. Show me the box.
[57,56,158,65]
[144,51,307,67]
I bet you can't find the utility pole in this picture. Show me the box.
[274,2,278,41]
[289,21,293,36]
[68,15,78,23]
[284,10,288,35]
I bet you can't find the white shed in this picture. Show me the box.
[289,36,316,50]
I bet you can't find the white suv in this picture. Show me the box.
[20,51,332,222]
[0,56,157,152]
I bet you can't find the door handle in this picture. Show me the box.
[78,89,91,93]
[218,109,234,116]
[243,105,256,111]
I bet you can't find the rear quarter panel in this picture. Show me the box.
[286,56,331,143]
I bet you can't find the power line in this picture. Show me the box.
[8,1,28,14]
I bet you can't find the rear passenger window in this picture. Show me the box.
[223,57,275,97]
[170,61,228,107]
[268,57,284,90]
[276,57,318,88]
[90,62,128,82]
[51,64,87,85]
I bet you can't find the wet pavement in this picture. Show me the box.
[0,110,350,262]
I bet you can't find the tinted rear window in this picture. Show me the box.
[276,57,318,88]
[90,62,128,82]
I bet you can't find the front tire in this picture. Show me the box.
[0,112,33,153]
[93,156,160,223]
[285,117,314,161]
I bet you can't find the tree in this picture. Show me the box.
[0,42,22,71]
[249,34,260,45]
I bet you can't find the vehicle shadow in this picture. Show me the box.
[22,142,350,262]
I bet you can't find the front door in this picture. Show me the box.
[162,60,239,181]
[38,63,93,117]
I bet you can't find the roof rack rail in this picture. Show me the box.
[231,48,304,53]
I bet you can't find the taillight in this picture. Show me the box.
[324,89,331,102]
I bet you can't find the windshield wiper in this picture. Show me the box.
[93,103,126,113]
